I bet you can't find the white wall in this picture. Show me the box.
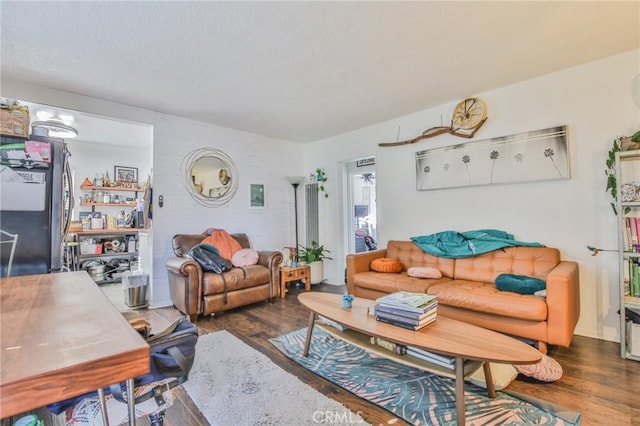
[150,113,303,306]
[304,49,640,343]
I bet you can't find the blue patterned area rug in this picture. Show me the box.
[270,327,580,426]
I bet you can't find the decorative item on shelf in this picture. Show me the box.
[114,165,138,184]
[605,130,640,215]
[315,168,328,198]
[281,247,293,268]
[81,177,93,188]
[621,183,638,202]
[0,98,29,137]
[379,97,488,147]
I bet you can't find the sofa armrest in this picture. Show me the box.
[166,256,203,320]
[346,249,387,294]
[545,260,580,347]
[257,250,283,299]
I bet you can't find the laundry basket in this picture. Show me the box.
[122,271,148,308]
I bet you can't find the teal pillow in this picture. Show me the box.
[495,274,546,295]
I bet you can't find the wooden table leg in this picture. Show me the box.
[304,269,311,293]
[303,311,317,357]
[455,357,465,426]
[483,362,496,398]
[280,274,286,298]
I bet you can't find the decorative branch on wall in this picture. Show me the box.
[380,97,488,147]
[415,126,569,191]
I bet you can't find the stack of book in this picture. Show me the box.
[406,346,455,369]
[374,291,438,330]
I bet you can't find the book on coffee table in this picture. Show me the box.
[376,291,437,313]
[375,311,437,330]
[374,302,438,321]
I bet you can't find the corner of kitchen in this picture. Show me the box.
[0,97,154,308]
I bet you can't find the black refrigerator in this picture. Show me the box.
[0,134,72,277]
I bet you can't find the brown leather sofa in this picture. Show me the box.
[166,229,282,322]
[347,241,580,354]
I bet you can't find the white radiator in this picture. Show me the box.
[305,183,319,245]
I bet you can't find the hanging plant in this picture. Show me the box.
[316,167,328,198]
[606,131,640,215]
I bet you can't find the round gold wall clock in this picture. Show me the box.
[452,97,487,130]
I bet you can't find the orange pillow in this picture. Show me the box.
[370,258,403,273]
[201,229,243,260]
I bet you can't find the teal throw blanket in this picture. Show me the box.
[410,229,543,259]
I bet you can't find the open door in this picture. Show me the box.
[345,158,376,255]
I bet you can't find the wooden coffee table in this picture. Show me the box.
[298,292,542,426]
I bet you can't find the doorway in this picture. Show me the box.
[345,158,377,255]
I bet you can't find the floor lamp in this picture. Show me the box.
[285,176,305,266]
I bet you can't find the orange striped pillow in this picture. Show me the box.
[370,258,403,273]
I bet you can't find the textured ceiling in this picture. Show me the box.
[1,1,638,143]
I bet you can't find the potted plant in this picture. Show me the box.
[298,241,332,284]
[606,130,640,215]
[316,168,328,198]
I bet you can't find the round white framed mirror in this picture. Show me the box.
[182,148,238,207]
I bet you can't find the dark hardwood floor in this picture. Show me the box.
[12,284,639,425]
[138,283,640,426]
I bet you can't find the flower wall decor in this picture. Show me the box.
[415,126,569,191]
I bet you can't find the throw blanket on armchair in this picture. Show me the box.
[410,229,543,259]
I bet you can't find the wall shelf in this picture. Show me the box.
[80,185,143,192]
[615,151,640,361]
[73,229,138,236]
[80,202,136,207]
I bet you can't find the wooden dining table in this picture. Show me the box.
[0,271,149,424]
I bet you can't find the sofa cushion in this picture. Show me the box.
[231,248,259,267]
[453,246,560,283]
[407,266,442,279]
[386,241,455,278]
[495,274,546,295]
[370,258,403,273]
[202,265,270,295]
[353,272,450,295]
[427,280,547,321]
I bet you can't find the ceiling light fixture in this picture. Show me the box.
[31,120,78,138]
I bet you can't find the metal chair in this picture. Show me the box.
[0,229,18,277]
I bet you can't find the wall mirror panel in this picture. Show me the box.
[183,148,238,206]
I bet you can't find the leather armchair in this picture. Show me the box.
[166,229,282,322]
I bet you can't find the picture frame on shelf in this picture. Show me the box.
[249,183,266,209]
[114,166,138,183]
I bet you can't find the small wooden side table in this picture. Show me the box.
[280,265,311,298]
